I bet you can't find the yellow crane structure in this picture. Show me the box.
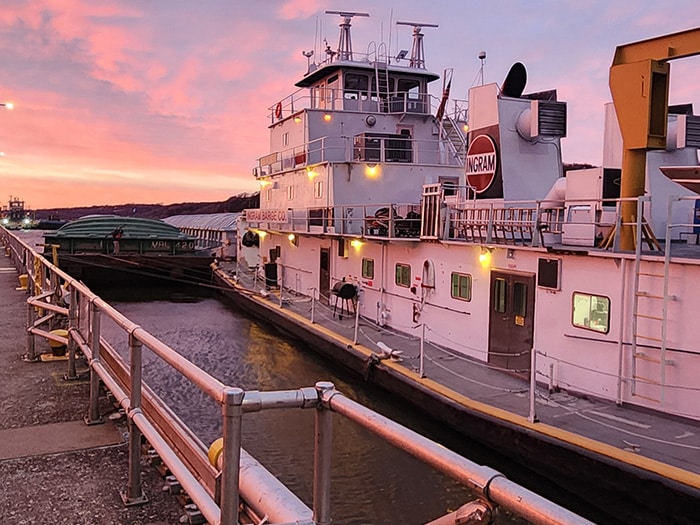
[609,27,700,250]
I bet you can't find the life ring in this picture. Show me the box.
[275,102,282,120]
[241,230,259,247]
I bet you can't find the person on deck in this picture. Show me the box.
[111,227,123,255]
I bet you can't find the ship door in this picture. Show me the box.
[488,270,535,374]
[319,247,330,302]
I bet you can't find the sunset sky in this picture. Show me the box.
[0,1,698,209]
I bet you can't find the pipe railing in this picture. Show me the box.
[1,226,593,524]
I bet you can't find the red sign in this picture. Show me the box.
[466,134,498,193]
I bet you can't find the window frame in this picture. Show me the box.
[362,257,374,279]
[572,292,611,334]
[395,262,411,288]
[450,272,472,301]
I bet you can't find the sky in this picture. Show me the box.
[0,0,698,209]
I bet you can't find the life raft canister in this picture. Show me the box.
[241,230,259,247]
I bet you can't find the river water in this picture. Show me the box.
[20,230,526,524]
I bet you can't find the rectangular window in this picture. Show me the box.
[513,282,527,317]
[362,258,374,279]
[493,278,507,314]
[395,263,411,287]
[287,185,294,200]
[572,292,610,334]
[450,272,472,301]
[282,132,289,147]
[314,180,323,198]
[265,188,272,202]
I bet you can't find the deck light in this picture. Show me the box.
[294,115,302,123]
[306,167,318,179]
[323,112,332,122]
[288,233,298,246]
[365,163,379,178]
[479,247,492,267]
[350,239,363,249]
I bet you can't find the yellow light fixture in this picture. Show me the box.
[350,239,363,249]
[365,163,379,178]
[294,115,302,123]
[306,167,318,179]
[323,112,332,122]
[257,230,268,239]
[479,247,492,267]
[288,233,299,246]
[259,179,271,188]
[462,124,469,132]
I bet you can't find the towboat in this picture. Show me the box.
[1,196,36,230]
[236,14,700,424]
[43,215,213,285]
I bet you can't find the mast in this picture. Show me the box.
[396,20,438,69]
[325,10,370,61]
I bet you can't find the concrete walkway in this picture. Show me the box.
[0,251,183,525]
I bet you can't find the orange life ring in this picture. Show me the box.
[275,102,282,119]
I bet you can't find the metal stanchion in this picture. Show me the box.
[528,347,538,423]
[122,330,148,506]
[65,287,79,380]
[313,381,335,525]
[419,323,426,378]
[220,387,245,525]
[85,300,103,425]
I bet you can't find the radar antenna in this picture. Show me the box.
[325,10,370,61]
[302,49,315,71]
[396,20,438,69]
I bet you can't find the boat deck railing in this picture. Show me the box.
[246,193,700,259]
[1,226,592,525]
[255,133,462,177]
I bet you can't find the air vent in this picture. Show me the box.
[682,115,700,148]
[516,100,567,140]
[536,100,567,137]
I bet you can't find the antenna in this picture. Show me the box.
[325,10,370,61]
[396,20,438,69]
[478,51,486,85]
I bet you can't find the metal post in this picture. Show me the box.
[352,294,360,344]
[220,387,245,525]
[85,300,103,425]
[279,264,284,308]
[24,295,37,362]
[310,288,316,324]
[65,287,78,380]
[122,330,148,506]
[419,323,426,378]
[528,348,538,423]
[313,381,335,525]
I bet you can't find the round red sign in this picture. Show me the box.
[465,134,498,193]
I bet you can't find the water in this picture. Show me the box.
[95,286,526,525]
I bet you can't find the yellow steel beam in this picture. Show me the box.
[609,27,700,250]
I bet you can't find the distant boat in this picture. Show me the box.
[43,215,214,285]
[0,196,36,230]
